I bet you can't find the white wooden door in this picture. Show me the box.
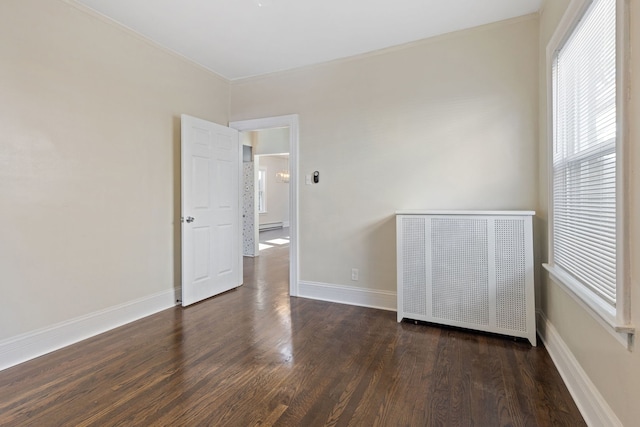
[181,114,242,306]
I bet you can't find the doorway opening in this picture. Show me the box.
[255,152,290,252]
[230,115,299,297]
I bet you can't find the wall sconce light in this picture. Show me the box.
[276,170,290,183]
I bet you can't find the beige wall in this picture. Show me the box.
[257,156,290,226]
[8,3,637,424]
[231,15,539,291]
[3,1,638,423]
[254,128,290,155]
[0,0,229,340]
[538,0,640,425]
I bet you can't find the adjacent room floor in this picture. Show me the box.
[0,235,584,426]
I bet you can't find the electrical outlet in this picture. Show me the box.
[351,268,359,281]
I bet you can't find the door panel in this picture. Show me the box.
[193,227,211,280]
[216,161,233,207]
[181,115,241,306]
[193,157,210,208]
[216,224,233,274]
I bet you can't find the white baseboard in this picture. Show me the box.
[0,289,178,372]
[298,281,396,311]
[537,311,622,427]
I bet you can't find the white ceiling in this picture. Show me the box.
[73,0,542,81]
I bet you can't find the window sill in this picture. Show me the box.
[543,263,634,350]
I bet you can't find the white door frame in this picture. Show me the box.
[229,114,299,297]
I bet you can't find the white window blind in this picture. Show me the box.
[552,0,617,307]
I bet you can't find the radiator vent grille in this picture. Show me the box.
[495,219,527,332]
[397,212,535,345]
[401,218,427,316]
[431,218,489,326]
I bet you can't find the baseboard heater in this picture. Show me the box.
[396,210,536,346]
[259,222,284,231]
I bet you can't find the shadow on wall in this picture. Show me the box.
[172,115,181,303]
[361,215,397,289]
[533,215,548,315]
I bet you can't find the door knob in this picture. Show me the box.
[185,216,195,223]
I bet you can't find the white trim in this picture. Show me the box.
[545,0,632,344]
[0,289,178,371]
[257,166,268,214]
[543,264,634,344]
[229,115,300,297]
[396,210,535,216]
[546,0,592,62]
[298,281,397,312]
[537,311,623,427]
[616,0,631,329]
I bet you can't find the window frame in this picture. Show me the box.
[258,167,267,214]
[543,0,633,348]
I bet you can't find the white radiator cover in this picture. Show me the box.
[396,211,536,346]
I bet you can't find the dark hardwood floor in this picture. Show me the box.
[0,233,585,426]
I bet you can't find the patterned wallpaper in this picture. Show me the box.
[243,162,256,256]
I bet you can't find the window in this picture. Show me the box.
[258,168,267,214]
[545,0,631,342]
